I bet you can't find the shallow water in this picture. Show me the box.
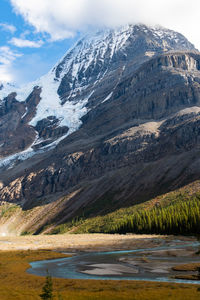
[27,239,200,284]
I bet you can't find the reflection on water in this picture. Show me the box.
[27,239,200,284]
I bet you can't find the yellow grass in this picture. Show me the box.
[172,263,200,272]
[0,250,199,300]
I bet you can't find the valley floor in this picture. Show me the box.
[0,233,165,251]
[0,234,199,299]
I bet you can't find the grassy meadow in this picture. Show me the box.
[0,250,199,299]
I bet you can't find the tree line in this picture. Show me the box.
[107,196,200,235]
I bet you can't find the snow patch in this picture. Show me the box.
[0,147,37,169]
[21,107,28,119]
[55,25,134,95]
[102,92,113,103]
[0,81,35,102]
[0,88,94,169]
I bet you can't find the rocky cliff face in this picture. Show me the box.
[0,24,200,235]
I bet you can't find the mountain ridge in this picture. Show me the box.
[0,24,196,160]
[0,24,200,235]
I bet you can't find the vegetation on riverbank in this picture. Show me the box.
[172,263,200,281]
[0,250,199,299]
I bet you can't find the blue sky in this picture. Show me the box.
[0,0,199,85]
[0,0,79,84]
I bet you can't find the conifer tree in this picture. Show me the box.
[40,271,53,300]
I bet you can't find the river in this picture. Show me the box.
[28,238,200,284]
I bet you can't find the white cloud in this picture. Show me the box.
[10,0,200,48]
[0,23,16,34]
[9,37,43,48]
[19,30,31,39]
[0,46,22,82]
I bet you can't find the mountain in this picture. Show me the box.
[0,24,195,160]
[0,24,200,235]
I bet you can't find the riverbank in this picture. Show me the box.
[28,237,200,285]
[0,233,163,251]
[0,249,200,300]
[0,233,195,251]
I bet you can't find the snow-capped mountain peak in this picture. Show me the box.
[0,24,197,168]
